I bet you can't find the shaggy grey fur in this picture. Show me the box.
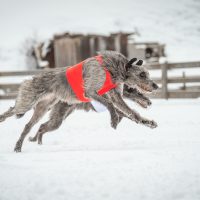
[0,51,158,152]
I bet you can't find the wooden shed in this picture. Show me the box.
[33,32,165,68]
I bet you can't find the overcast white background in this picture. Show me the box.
[0,0,200,70]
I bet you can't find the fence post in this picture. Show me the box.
[162,62,168,99]
[182,71,186,90]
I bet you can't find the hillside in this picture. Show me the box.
[0,0,199,70]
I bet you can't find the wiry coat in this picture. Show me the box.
[16,51,127,112]
[0,51,158,152]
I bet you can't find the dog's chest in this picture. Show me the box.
[65,56,117,102]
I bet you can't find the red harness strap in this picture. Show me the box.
[66,55,117,102]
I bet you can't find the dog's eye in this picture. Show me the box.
[139,72,146,78]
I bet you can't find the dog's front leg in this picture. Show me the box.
[108,89,157,129]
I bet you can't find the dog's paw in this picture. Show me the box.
[147,99,152,107]
[0,116,5,123]
[111,112,122,130]
[37,135,43,145]
[111,117,119,130]
[149,120,158,129]
[142,119,158,129]
[14,141,22,153]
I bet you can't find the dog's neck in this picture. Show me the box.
[100,51,128,83]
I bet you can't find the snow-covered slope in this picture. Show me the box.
[0,0,200,70]
[0,99,200,200]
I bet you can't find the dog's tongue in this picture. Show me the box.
[91,101,107,112]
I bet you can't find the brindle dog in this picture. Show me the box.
[0,51,158,152]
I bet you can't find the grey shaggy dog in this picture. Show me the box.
[0,51,158,152]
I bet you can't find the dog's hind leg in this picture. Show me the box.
[0,106,15,123]
[31,102,75,145]
[14,98,56,152]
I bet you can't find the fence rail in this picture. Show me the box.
[0,61,200,99]
[146,61,200,70]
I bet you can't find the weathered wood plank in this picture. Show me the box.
[150,76,200,84]
[0,93,17,99]
[0,70,43,76]
[161,62,168,99]
[149,90,200,98]
[145,61,200,70]
[168,90,200,98]
[145,63,161,70]
[168,76,200,83]
[0,84,20,90]
[181,85,200,90]
[167,61,200,69]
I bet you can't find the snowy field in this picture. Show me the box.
[0,99,200,200]
[0,0,200,199]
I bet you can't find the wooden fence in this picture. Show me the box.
[0,61,200,100]
[146,61,200,98]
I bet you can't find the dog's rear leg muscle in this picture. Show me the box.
[0,107,15,123]
[14,99,56,152]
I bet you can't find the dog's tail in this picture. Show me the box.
[0,106,15,123]
[0,79,34,123]
[0,77,46,123]
[14,79,38,117]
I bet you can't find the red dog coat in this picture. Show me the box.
[66,55,117,102]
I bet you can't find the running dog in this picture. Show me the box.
[0,51,158,152]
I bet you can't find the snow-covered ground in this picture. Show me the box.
[0,0,200,70]
[0,0,200,199]
[0,99,200,200]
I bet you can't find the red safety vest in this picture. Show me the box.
[66,55,117,102]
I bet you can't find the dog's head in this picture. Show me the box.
[124,58,158,93]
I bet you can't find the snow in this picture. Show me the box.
[0,99,200,200]
[0,0,200,199]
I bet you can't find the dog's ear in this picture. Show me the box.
[125,58,137,70]
[136,60,143,66]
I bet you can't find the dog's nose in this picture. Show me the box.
[152,82,158,89]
